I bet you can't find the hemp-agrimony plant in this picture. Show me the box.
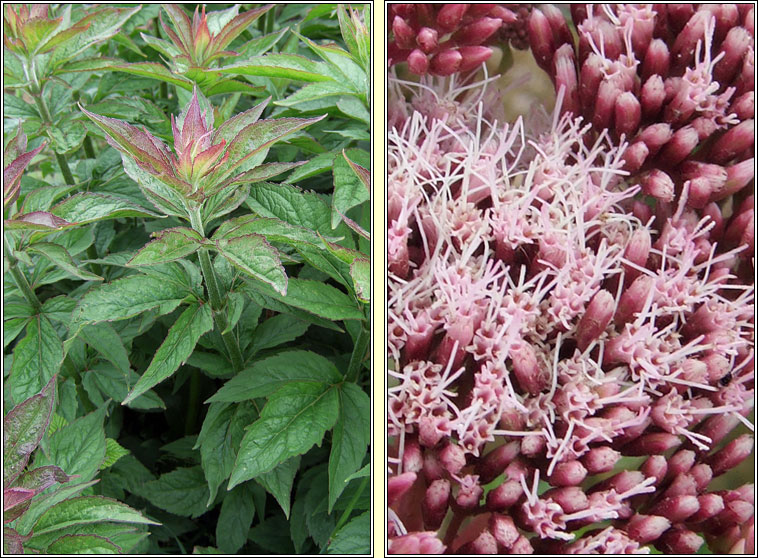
[5,4,370,554]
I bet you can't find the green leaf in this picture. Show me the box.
[249,313,309,355]
[79,323,131,375]
[195,402,257,505]
[255,456,300,519]
[15,481,100,536]
[331,148,370,228]
[216,483,256,554]
[26,242,102,281]
[45,406,107,482]
[137,467,210,518]
[72,274,190,325]
[207,350,342,404]
[243,277,364,321]
[4,317,29,348]
[51,193,159,224]
[274,81,357,107]
[247,182,336,236]
[344,464,369,482]
[241,285,344,332]
[45,534,120,554]
[187,351,233,378]
[328,383,370,512]
[212,215,336,247]
[9,315,63,405]
[336,95,370,123]
[350,257,370,302]
[326,511,370,554]
[228,381,340,488]
[103,438,130,469]
[123,303,213,405]
[128,227,203,266]
[217,54,334,82]
[33,496,158,535]
[113,61,195,90]
[216,235,287,295]
[25,522,145,553]
[3,375,56,484]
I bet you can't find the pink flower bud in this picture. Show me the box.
[407,48,429,75]
[580,53,604,113]
[715,26,752,85]
[734,47,755,96]
[388,472,417,507]
[520,434,546,457]
[389,532,446,554]
[403,437,423,473]
[681,161,727,197]
[624,229,652,273]
[458,46,493,72]
[392,16,416,50]
[456,474,483,509]
[667,4,696,32]
[423,448,445,481]
[549,460,588,487]
[702,203,725,241]
[616,275,654,325]
[640,74,666,119]
[490,513,519,549]
[686,178,712,208]
[710,120,755,164]
[623,432,682,456]
[554,44,579,116]
[486,479,523,511]
[730,91,754,120]
[637,123,673,156]
[430,48,462,76]
[642,39,671,81]
[593,80,620,131]
[658,527,705,554]
[615,92,642,138]
[462,530,498,554]
[622,141,649,173]
[418,415,446,447]
[627,514,671,543]
[576,290,615,351]
[416,27,438,54]
[436,4,469,32]
[510,340,547,396]
[641,455,668,486]
[422,479,450,529]
[716,499,755,525]
[707,434,754,476]
[478,441,520,483]
[689,464,713,492]
[698,413,742,448]
[439,442,466,475]
[510,535,534,554]
[713,158,754,201]
[672,10,710,69]
[528,8,556,71]
[658,125,699,166]
[745,7,754,34]
[663,473,698,498]
[452,17,503,46]
[689,493,725,523]
[724,208,754,251]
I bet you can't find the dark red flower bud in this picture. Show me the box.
[622,141,649,173]
[452,17,503,46]
[554,44,579,116]
[689,493,725,523]
[615,92,642,138]
[641,74,666,119]
[710,120,755,164]
[576,290,616,351]
[388,472,417,507]
[423,479,450,529]
[436,4,469,32]
[623,432,682,456]
[580,53,604,113]
[486,479,523,511]
[478,441,520,483]
[641,455,668,486]
[545,486,589,514]
[658,125,699,166]
[707,434,754,476]
[490,513,519,549]
[458,46,493,72]
[714,26,752,85]
[528,8,556,71]
[510,535,534,554]
[689,464,713,492]
[642,39,671,81]
[403,437,423,473]
[663,473,698,498]
[407,48,429,75]
[416,27,438,53]
[627,514,671,543]
[637,123,674,156]
[672,10,710,68]
[430,48,462,76]
[392,16,416,50]
[730,91,754,120]
[658,527,705,554]
[439,442,466,475]
[549,460,588,487]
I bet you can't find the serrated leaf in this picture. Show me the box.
[247,515,296,554]
[274,81,357,107]
[24,522,144,553]
[212,215,335,247]
[44,406,107,482]
[246,181,340,236]
[207,350,341,404]
[51,193,159,224]
[228,382,340,488]
[242,277,364,321]
[103,438,130,468]
[3,376,56,484]
[138,467,209,518]
[15,481,99,536]
[217,54,334,81]
[45,534,120,554]
[328,383,370,512]
[326,511,370,554]
[33,496,158,535]
[216,483,256,554]
[3,527,25,554]
[113,61,195,90]
[72,274,190,325]
[9,316,63,405]
[123,303,213,404]
[249,313,309,355]
[255,456,300,519]
[216,234,287,295]
[195,402,256,505]
[26,241,101,281]
[79,323,131,375]
[331,148,370,228]
[128,227,203,266]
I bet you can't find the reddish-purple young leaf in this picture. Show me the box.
[3,375,56,485]
[3,487,36,511]
[342,150,370,194]
[212,97,270,144]
[14,465,73,493]
[5,211,73,230]
[162,5,193,53]
[213,4,272,52]
[3,527,27,554]
[207,161,305,195]
[3,125,28,162]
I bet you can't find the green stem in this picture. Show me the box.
[189,208,244,372]
[346,326,369,383]
[4,237,42,311]
[31,94,75,185]
[333,475,369,533]
[83,135,96,159]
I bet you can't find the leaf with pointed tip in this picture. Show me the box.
[42,406,107,482]
[137,466,209,518]
[205,79,263,96]
[228,382,340,488]
[27,242,102,281]
[123,303,213,405]
[3,376,57,485]
[32,496,158,535]
[216,234,287,295]
[350,258,370,302]
[331,148,370,228]
[217,54,334,81]
[5,211,73,231]
[9,316,63,407]
[212,97,269,144]
[212,215,332,248]
[128,227,203,266]
[326,511,370,554]
[216,483,256,554]
[213,5,271,52]
[51,192,163,227]
[211,161,305,193]
[255,456,300,519]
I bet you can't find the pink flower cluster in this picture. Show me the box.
[387,5,754,554]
